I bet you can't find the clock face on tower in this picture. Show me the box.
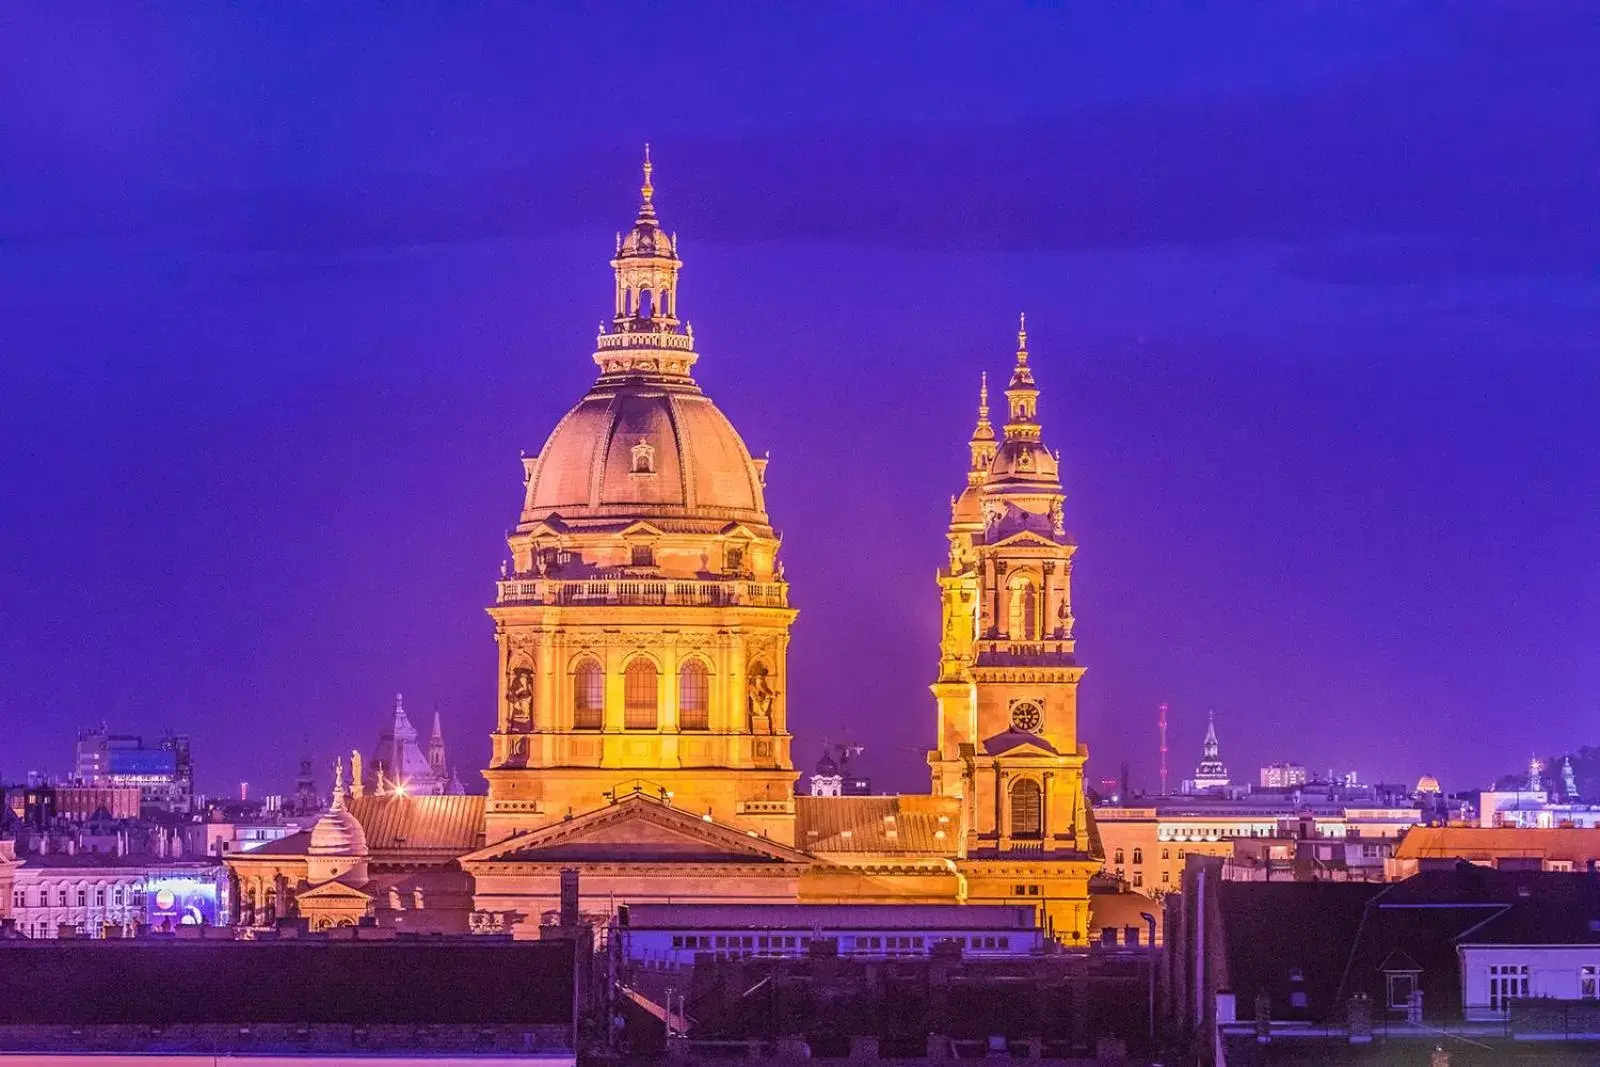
[1010,701,1043,733]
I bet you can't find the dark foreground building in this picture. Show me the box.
[0,933,579,1065]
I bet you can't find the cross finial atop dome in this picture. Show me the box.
[640,143,655,215]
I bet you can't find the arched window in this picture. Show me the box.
[573,658,604,730]
[1010,778,1043,839]
[679,660,710,731]
[1132,848,1143,865]
[624,659,659,730]
[1114,848,1125,865]
[1007,575,1040,641]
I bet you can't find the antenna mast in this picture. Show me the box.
[1158,703,1170,796]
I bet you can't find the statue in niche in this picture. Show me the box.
[1049,498,1065,537]
[746,664,776,728]
[350,750,365,798]
[981,498,1003,529]
[506,667,535,731]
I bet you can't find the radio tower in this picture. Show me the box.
[1158,703,1170,796]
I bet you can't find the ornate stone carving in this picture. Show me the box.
[350,750,364,798]
[1049,498,1065,537]
[746,663,776,727]
[506,667,535,731]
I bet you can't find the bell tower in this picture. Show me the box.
[929,318,1096,938]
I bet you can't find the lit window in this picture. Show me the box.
[678,660,710,731]
[624,659,659,729]
[573,658,604,730]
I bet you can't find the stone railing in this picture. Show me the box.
[496,578,788,609]
[596,329,696,351]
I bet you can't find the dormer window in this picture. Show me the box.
[725,545,745,573]
[631,438,656,475]
[631,544,655,568]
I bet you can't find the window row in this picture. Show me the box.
[13,886,137,908]
[567,658,710,731]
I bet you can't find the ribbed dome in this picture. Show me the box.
[526,379,768,526]
[620,221,673,258]
[986,438,1059,490]
[1416,775,1442,795]
[308,806,368,857]
[815,750,840,776]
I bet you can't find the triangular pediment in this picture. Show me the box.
[519,516,569,537]
[982,728,1062,757]
[461,795,811,867]
[298,877,373,902]
[619,520,669,538]
[988,529,1062,551]
[717,522,763,541]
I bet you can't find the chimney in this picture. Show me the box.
[559,868,580,927]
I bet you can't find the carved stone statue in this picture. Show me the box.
[1049,498,1065,537]
[350,750,365,798]
[333,756,345,798]
[506,667,535,731]
[746,666,775,726]
[376,765,390,796]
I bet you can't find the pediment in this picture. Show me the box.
[982,728,1062,757]
[987,529,1062,551]
[520,517,568,537]
[618,520,669,538]
[298,877,372,902]
[717,523,764,541]
[461,796,811,867]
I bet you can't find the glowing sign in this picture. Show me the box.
[146,877,219,928]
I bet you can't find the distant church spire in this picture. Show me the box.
[1192,711,1230,791]
[967,372,997,483]
[428,708,447,778]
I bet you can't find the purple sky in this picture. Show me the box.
[2,7,1596,798]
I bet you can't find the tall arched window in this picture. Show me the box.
[1007,575,1040,640]
[573,658,604,730]
[1010,778,1043,839]
[624,659,659,730]
[678,659,710,731]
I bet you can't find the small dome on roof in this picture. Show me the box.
[308,803,368,857]
[1416,775,1442,795]
[620,221,673,258]
[815,749,840,776]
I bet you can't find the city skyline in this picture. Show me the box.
[3,7,1597,797]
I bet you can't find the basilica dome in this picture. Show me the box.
[525,381,769,527]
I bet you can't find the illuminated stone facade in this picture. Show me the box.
[482,147,796,846]
[225,150,1103,944]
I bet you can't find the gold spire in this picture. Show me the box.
[1009,311,1035,389]
[972,372,994,442]
[639,143,655,216]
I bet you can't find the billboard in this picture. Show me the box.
[108,748,177,777]
[146,877,219,928]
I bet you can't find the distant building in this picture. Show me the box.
[1390,826,1600,877]
[73,727,193,814]
[807,743,871,797]
[1096,798,1420,891]
[368,693,455,796]
[1260,762,1308,789]
[1167,860,1600,1058]
[9,855,226,938]
[1183,712,1230,793]
[1478,757,1600,829]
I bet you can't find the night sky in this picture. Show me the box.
[2,7,1596,799]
